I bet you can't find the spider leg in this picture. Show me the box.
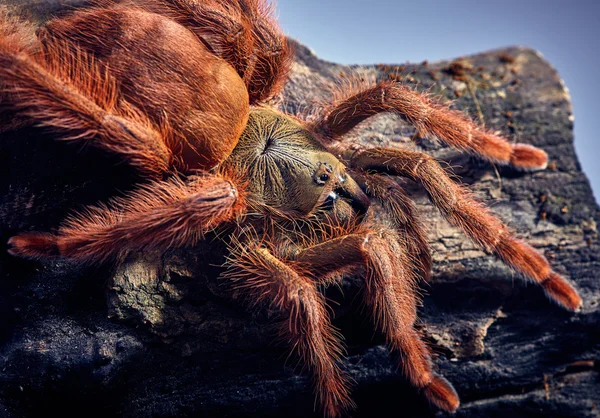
[224,243,354,418]
[351,170,432,281]
[7,174,244,264]
[348,147,582,311]
[0,15,175,176]
[294,231,460,412]
[314,80,547,170]
[137,0,293,104]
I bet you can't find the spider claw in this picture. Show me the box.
[6,238,15,255]
[7,233,59,259]
[509,144,548,171]
[542,272,583,312]
[422,375,460,413]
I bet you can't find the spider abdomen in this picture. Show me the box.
[41,4,250,170]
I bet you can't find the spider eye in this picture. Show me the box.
[314,162,333,186]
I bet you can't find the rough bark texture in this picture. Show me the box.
[1,2,599,417]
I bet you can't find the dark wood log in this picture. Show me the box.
[1,2,598,417]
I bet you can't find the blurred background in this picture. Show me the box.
[275,0,600,203]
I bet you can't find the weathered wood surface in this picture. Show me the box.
[1,2,599,417]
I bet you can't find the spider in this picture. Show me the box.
[0,1,582,417]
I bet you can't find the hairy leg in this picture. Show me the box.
[294,231,459,412]
[0,15,175,176]
[224,243,353,418]
[314,79,547,170]
[8,174,244,263]
[138,0,293,104]
[351,170,432,281]
[349,147,582,311]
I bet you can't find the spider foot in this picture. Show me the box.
[321,388,356,418]
[510,144,548,171]
[422,375,460,413]
[7,232,58,259]
[542,272,583,312]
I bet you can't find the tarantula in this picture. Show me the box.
[1,1,582,416]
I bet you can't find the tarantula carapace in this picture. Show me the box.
[1,1,582,417]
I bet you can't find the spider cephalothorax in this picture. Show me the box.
[1,1,582,417]
[224,108,370,221]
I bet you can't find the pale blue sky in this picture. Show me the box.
[275,0,600,203]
